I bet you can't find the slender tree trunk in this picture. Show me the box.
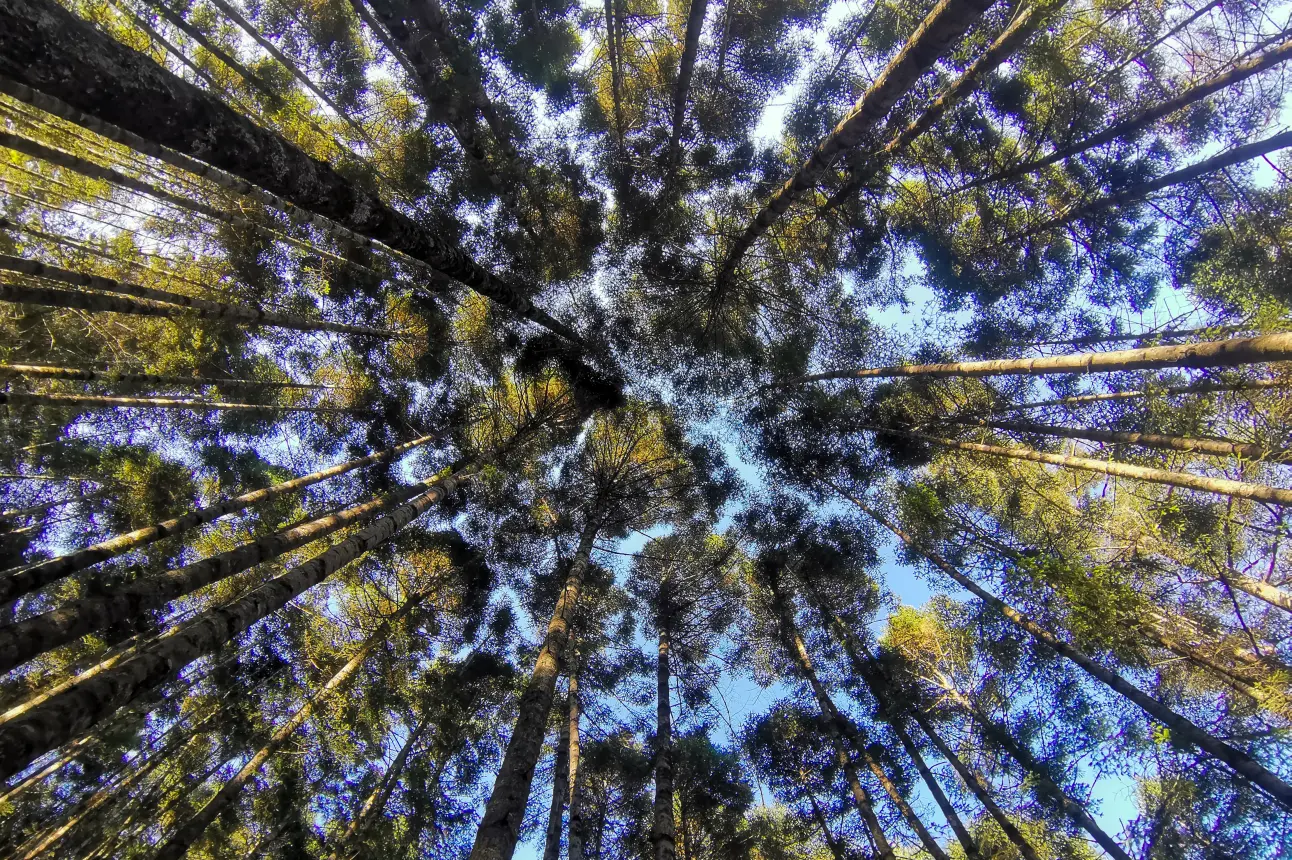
[154,584,430,860]
[833,485,1292,812]
[0,467,468,780]
[0,433,436,602]
[825,0,1057,210]
[668,0,708,172]
[140,0,280,97]
[1016,129,1292,241]
[470,521,599,860]
[568,669,587,860]
[997,379,1292,411]
[0,391,362,415]
[881,427,1292,507]
[891,719,981,859]
[542,694,571,860]
[715,0,993,285]
[952,417,1286,461]
[604,0,625,150]
[765,576,894,859]
[1221,568,1292,614]
[0,464,463,673]
[0,0,583,342]
[805,790,846,860]
[0,363,328,390]
[652,596,676,860]
[0,490,106,525]
[0,255,403,337]
[971,36,1292,189]
[790,332,1292,384]
[1140,618,1290,715]
[0,734,93,808]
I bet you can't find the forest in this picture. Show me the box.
[0,0,1289,855]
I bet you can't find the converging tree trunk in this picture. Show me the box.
[542,691,572,860]
[470,520,600,860]
[0,467,469,780]
[998,379,1292,412]
[951,417,1287,461]
[0,391,361,415]
[668,0,708,173]
[568,668,587,860]
[0,363,328,389]
[652,580,676,860]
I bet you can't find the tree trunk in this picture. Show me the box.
[836,486,1292,812]
[0,0,583,342]
[0,255,403,337]
[668,0,708,172]
[568,670,587,860]
[0,391,361,414]
[791,332,1292,384]
[0,462,464,671]
[765,576,894,859]
[604,0,625,150]
[470,521,599,860]
[542,694,572,860]
[652,597,676,860]
[971,36,1292,189]
[715,0,992,285]
[805,791,846,860]
[0,468,468,780]
[1017,129,1292,241]
[154,584,430,860]
[954,417,1286,461]
[825,0,1054,210]
[884,427,1292,507]
[0,433,435,602]
[140,0,280,98]
[998,379,1292,412]
[891,718,981,859]
[1221,568,1292,615]
[0,363,328,390]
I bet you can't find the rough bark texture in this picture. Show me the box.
[0,469,454,673]
[975,36,1292,188]
[793,332,1292,383]
[842,490,1292,813]
[715,0,992,284]
[155,586,428,860]
[0,469,467,780]
[668,0,708,171]
[0,434,436,602]
[958,418,1285,461]
[0,254,402,336]
[469,522,598,860]
[0,0,582,342]
[652,605,676,860]
[890,428,1292,506]
[0,362,327,389]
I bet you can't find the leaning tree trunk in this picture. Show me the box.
[805,790,847,860]
[542,693,572,860]
[833,485,1292,811]
[998,379,1292,412]
[881,427,1292,506]
[652,586,676,860]
[0,391,360,415]
[0,362,328,389]
[667,0,708,172]
[0,255,403,337]
[970,35,1292,189]
[0,462,465,674]
[790,332,1292,384]
[470,520,599,860]
[952,418,1286,461]
[0,0,583,343]
[765,576,895,859]
[140,0,279,97]
[0,433,435,603]
[715,0,993,285]
[0,467,468,780]
[154,584,431,860]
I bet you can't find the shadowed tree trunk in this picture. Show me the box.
[668,0,708,173]
[0,468,469,780]
[470,520,599,860]
[805,789,847,860]
[542,692,572,860]
[715,0,993,285]
[0,363,328,389]
[0,391,362,415]
[0,433,436,603]
[0,0,583,342]
[652,580,676,860]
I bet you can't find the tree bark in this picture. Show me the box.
[0,391,362,414]
[998,379,1292,412]
[0,465,461,673]
[568,669,587,860]
[140,0,280,98]
[604,0,625,149]
[970,36,1292,189]
[881,427,1292,507]
[469,521,599,860]
[667,0,708,172]
[0,468,468,780]
[765,576,894,859]
[715,0,992,285]
[0,0,583,342]
[790,332,1292,384]
[652,593,676,860]
[0,255,403,337]
[154,584,430,860]
[0,363,328,390]
[953,417,1286,461]
[837,487,1292,813]
[542,694,572,860]
[0,433,436,603]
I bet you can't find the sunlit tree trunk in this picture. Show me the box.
[0,363,328,390]
[997,379,1292,413]
[0,468,468,780]
[954,418,1285,461]
[470,521,599,860]
[140,0,279,97]
[568,669,587,860]
[542,694,572,860]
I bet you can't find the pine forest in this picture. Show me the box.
[0,0,1290,855]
